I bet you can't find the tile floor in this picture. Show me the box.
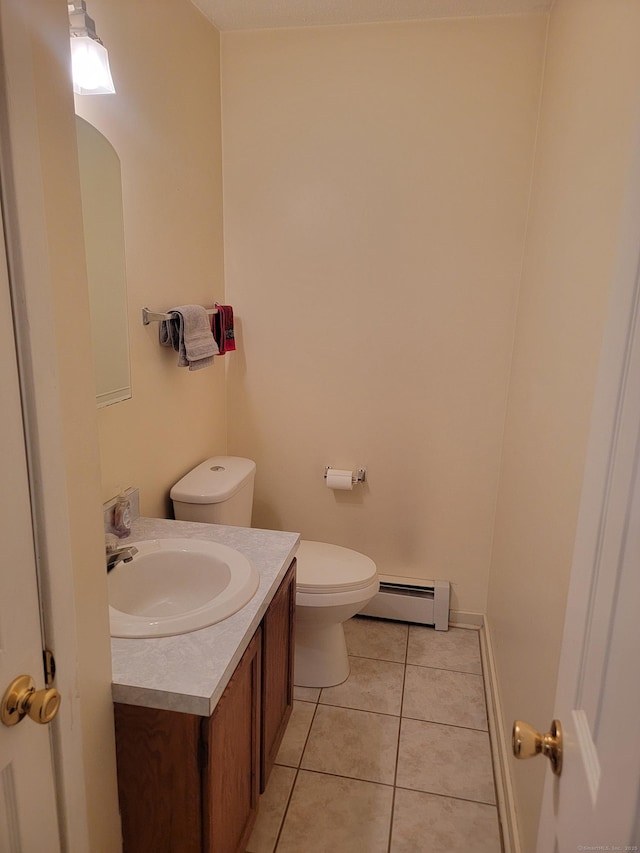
[246,616,502,853]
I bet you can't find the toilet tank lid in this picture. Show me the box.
[170,457,256,504]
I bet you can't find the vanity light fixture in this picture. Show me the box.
[68,0,115,95]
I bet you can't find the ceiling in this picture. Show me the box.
[191,0,552,32]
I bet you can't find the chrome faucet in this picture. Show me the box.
[106,544,138,572]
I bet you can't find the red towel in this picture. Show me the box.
[212,304,236,354]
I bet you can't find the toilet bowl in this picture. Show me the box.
[170,457,379,687]
[294,540,379,687]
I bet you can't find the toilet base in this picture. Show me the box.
[294,621,351,688]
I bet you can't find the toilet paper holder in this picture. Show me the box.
[324,466,367,486]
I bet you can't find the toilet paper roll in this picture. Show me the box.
[326,469,353,491]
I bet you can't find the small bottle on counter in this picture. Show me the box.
[112,490,132,539]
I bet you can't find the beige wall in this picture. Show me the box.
[487,1,640,848]
[76,0,226,518]
[221,17,547,612]
[22,0,226,845]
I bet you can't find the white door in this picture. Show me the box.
[0,212,60,847]
[533,210,640,846]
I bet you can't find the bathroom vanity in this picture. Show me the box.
[110,517,299,853]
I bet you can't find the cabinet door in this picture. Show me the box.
[260,559,296,792]
[204,628,262,853]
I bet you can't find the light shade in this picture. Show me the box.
[68,1,115,95]
[70,35,115,95]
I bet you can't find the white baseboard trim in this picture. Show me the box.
[480,617,522,853]
[449,609,484,628]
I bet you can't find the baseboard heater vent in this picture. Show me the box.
[359,578,450,631]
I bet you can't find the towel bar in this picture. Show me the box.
[142,306,218,325]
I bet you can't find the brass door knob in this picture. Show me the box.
[512,718,562,776]
[1,674,61,727]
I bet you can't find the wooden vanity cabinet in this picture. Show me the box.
[203,629,262,852]
[113,559,296,853]
[114,629,261,853]
[113,698,204,851]
[260,558,296,792]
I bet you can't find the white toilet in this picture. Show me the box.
[170,456,379,687]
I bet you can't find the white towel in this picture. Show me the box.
[159,305,219,370]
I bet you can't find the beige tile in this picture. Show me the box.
[319,656,405,715]
[407,625,482,674]
[245,765,296,853]
[390,788,502,853]
[301,704,400,784]
[275,701,316,768]
[402,665,487,730]
[293,685,321,702]
[276,770,393,853]
[344,616,408,663]
[396,718,496,804]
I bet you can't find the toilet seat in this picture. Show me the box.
[295,540,377,595]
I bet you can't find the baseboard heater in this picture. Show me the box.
[359,576,450,631]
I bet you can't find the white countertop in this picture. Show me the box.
[110,517,300,717]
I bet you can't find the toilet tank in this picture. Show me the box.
[170,456,256,527]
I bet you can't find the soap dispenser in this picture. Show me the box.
[112,489,132,539]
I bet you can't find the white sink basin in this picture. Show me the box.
[108,538,260,638]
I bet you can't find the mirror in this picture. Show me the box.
[76,116,131,407]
